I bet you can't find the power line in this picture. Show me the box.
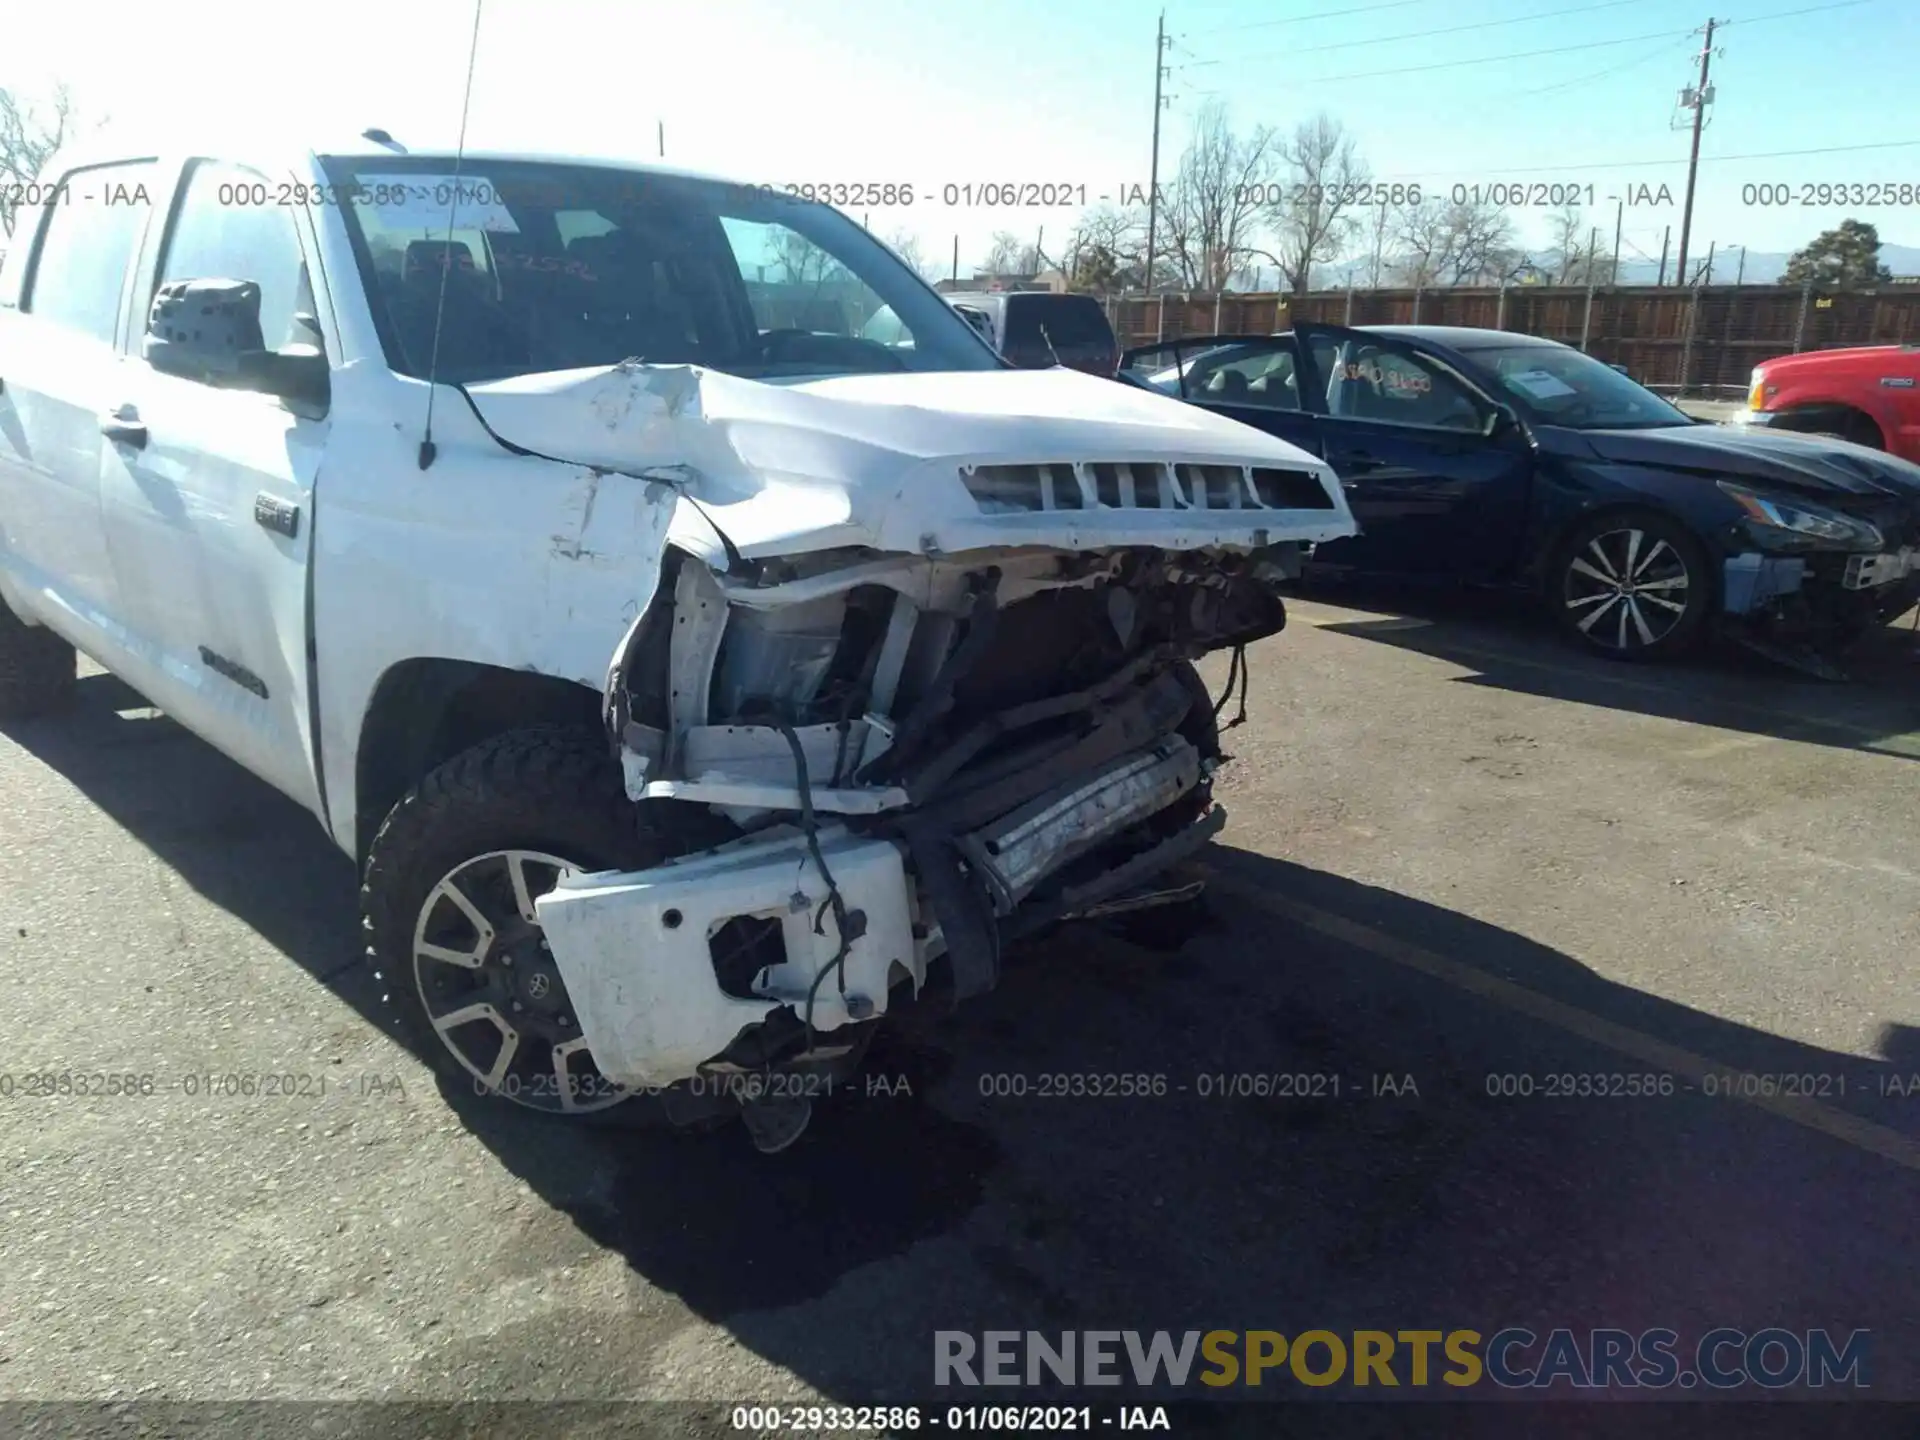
[1181,0,1878,85]
[1722,0,1880,23]
[1185,27,1690,85]
[1368,136,1920,183]
[1511,37,1689,96]
[1185,0,1667,67]
[1183,0,1423,38]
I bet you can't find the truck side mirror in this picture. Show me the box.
[144,278,328,409]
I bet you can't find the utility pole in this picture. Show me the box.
[1672,18,1720,296]
[1371,197,1387,289]
[1611,199,1624,286]
[658,121,665,159]
[1734,244,1746,284]
[1657,224,1671,286]
[1581,226,1601,350]
[1143,12,1170,297]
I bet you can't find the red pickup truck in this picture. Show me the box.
[1732,343,1920,460]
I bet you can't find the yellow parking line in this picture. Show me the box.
[1204,871,1920,1173]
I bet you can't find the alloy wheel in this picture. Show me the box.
[1562,525,1693,653]
[409,848,628,1113]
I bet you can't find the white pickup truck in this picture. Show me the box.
[0,133,1355,1149]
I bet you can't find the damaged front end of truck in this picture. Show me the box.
[492,362,1356,1148]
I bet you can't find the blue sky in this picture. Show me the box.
[4,0,1915,277]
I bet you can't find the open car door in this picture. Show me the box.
[1118,334,1324,458]
[1290,322,1534,579]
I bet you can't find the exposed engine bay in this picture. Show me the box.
[532,537,1298,1136]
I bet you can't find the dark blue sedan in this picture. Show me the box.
[1120,324,1920,667]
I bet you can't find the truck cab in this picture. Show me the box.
[0,134,1354,1150]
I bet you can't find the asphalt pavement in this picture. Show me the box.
[2,585,1918,1435]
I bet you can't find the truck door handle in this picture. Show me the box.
[100,404,147,450]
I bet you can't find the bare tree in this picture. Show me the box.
[1062,204,1147,289]
[1255,114,1368,296]
[1442,200,1514,284]
[1388,198,1450,288]
[1158,101,1277,291]
[883,228,942,282]
[1360,198,1400,288]
[771,228,842,298]
[1546,201,1602,284]
[1388,196,1517,287]
[0,84,76,237]
[979,230,1025,276]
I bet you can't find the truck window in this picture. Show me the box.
[1000,294,1116,371]
[22,161,157,344]
[154,162,311,351]
[321,157,998,384]
[721,215,890,339]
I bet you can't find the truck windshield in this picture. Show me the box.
[319,157,999,385]
[1473,345,1694,430]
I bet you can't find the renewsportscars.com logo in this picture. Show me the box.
[934,1328,1872,1391]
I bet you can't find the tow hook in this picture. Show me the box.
[740,1093,813,1154]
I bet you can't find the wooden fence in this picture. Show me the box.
[1102,284,1920,395]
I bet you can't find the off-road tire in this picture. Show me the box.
[0,603,76,720]
[360,724,679,1127]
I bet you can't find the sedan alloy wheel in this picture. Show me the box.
[1555,512,1707,660]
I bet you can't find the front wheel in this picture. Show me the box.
[1549,510,1711,661]
[360,725,686,1124]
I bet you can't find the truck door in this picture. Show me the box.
[0,160,158,635]
[98,159,329,815]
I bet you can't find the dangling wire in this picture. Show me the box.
[1212,643,1252,729]
[1211,645,1240,716]
[775,717,863,1051]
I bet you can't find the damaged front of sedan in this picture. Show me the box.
[304,148,1356,1150]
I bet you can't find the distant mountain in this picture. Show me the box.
[1313,243,1920,290]
[1566,242,1920,285]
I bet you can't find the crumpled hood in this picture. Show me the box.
[1579,422,1920,500]
[462,362,1353,557]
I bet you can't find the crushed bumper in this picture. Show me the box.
[534,733,1215,1091]
[1842,546,1920,590]
[1722,552,1806,614]
[534,827,916,1090]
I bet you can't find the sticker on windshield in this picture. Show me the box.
[358,175,521,233]
[1506,368,1579,400]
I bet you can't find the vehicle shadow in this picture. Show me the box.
[1292,576,1920,761]
[8,669,1919,1416]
